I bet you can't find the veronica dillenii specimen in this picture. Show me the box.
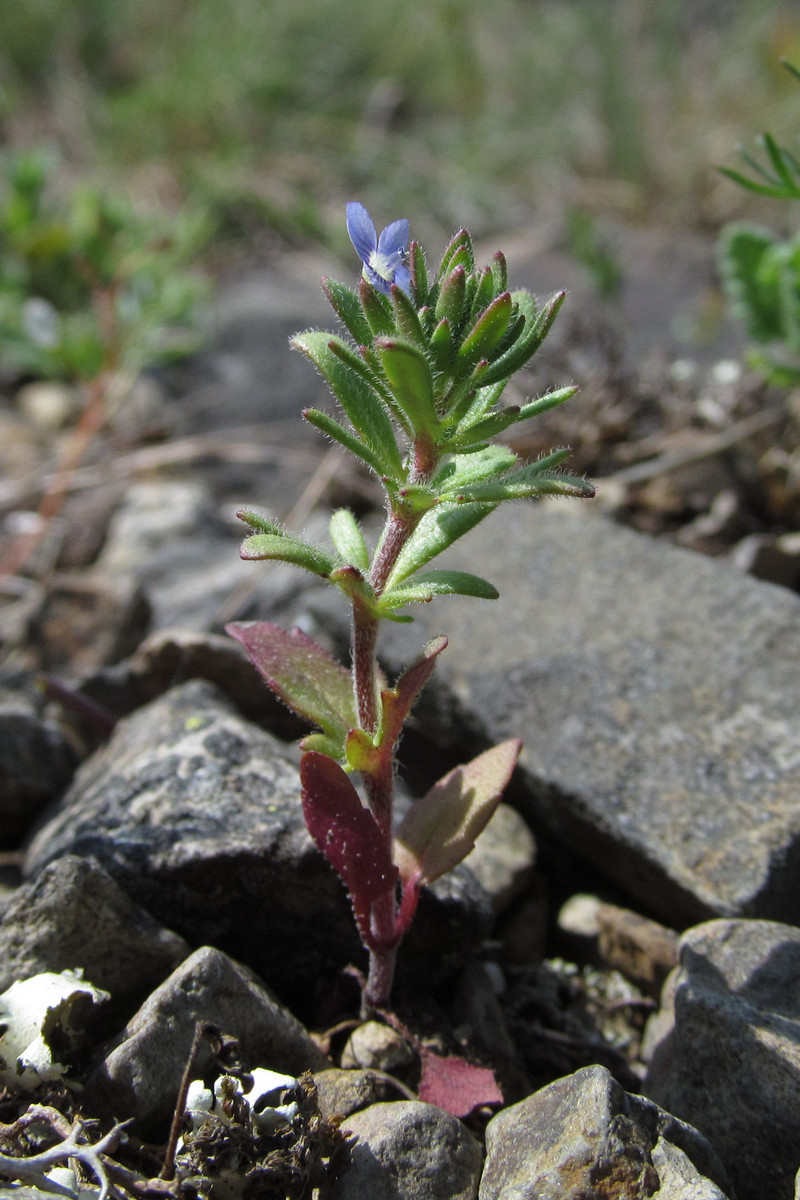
[227,203,594,1012]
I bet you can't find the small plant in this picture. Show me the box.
[718,61,800,385]
[227,202,594,1014]
[0,147,210,578]
[0,147,210,382]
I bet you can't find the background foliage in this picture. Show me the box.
[1,0,799,255]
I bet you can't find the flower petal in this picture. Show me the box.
[364,264,392,295]
[377,218,409,259]
[392,263,412,294]
[346,201,377,264]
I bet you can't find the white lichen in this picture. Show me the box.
[0,970,109,1092]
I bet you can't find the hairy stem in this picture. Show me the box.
[351,443,439,1010]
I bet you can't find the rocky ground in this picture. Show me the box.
[2,222,800,1199]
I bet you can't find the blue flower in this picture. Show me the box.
[346,201,411,296]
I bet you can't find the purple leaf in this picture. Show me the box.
[227,622,355,755]
[300,752,398,909]
[418,1048,503,1118]
[381,636,448,747]
[394,739,521,886]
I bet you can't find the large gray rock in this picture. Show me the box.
[23,680,492,1009]
[0,855,189,1015]
[643,918,800,1200]
[369,504,800,926]
[480,1064,730,1199]
[332,1100,482,1200]
[90,945,328,1134]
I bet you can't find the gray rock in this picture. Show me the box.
[90,945,328,1135]
[0,686,76,847]
[94,480,252,632]
[480,1064,730,1199]
[0,855,189,1014]
[312,1068,385,1122]
[369,504,800,927]
[643,918,800,1200]
[94,478,332,633]
[467,803,536,915]
[332,1100,482,1200]
[23,680,492,1007]
[340,1021,415,1072]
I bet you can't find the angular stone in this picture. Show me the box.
[0,685,76,848]
[332,1100,482,1200]
[312,1068,384,1122]
[23,680,492,1009]
[595,902,679,998]
[340,1021,415,1072]
[467,803,536,915]
[0,855,189,1015]
[371,505,800,926]
[480,1064,730,1199]
[643,918,800,1200]
[90,945,329,1135]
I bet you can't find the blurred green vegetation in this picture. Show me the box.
[1,0,799,253]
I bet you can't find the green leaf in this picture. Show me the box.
[380,569,499,610]
[719,222,787,343]
[384,502,497,589]
[236,507,284,536]
[303,407,396,477]
[410,240,429,307]
[376,338,437,432]
[449,407,521,448]
[433,445,518,490]
[476,289,563,387]
[293,331,405,473]
[436,228,475,281]
[454,471,596,503]
[391,284,428,350]
[239,532,334,577]
[490,250,508,294]
[516,385,579,421]
[321,278,373,344]
[458,292,514,371]
[429,317,454,372]
[434,265,467,331]
[359,277,394,335]
[226,622,356,753]
[393,739,522,886]
[469,266,496,319]
[329,508,370,571]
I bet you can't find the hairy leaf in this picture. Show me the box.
[330,508,370,571]
[393,739,522,886]
[383,503,497,589]
[376,338,437,433]
[292,331,404,474]
[458,291,513,370]
[418,1048,503,1117]
[321,277,373,345]
[303,407,395,478]
[476,289,563,386]
[239,532,334,577]
[226,622,356,751]
[380,570,498,610]
[433,445,518,491]
[301,751,398,907]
